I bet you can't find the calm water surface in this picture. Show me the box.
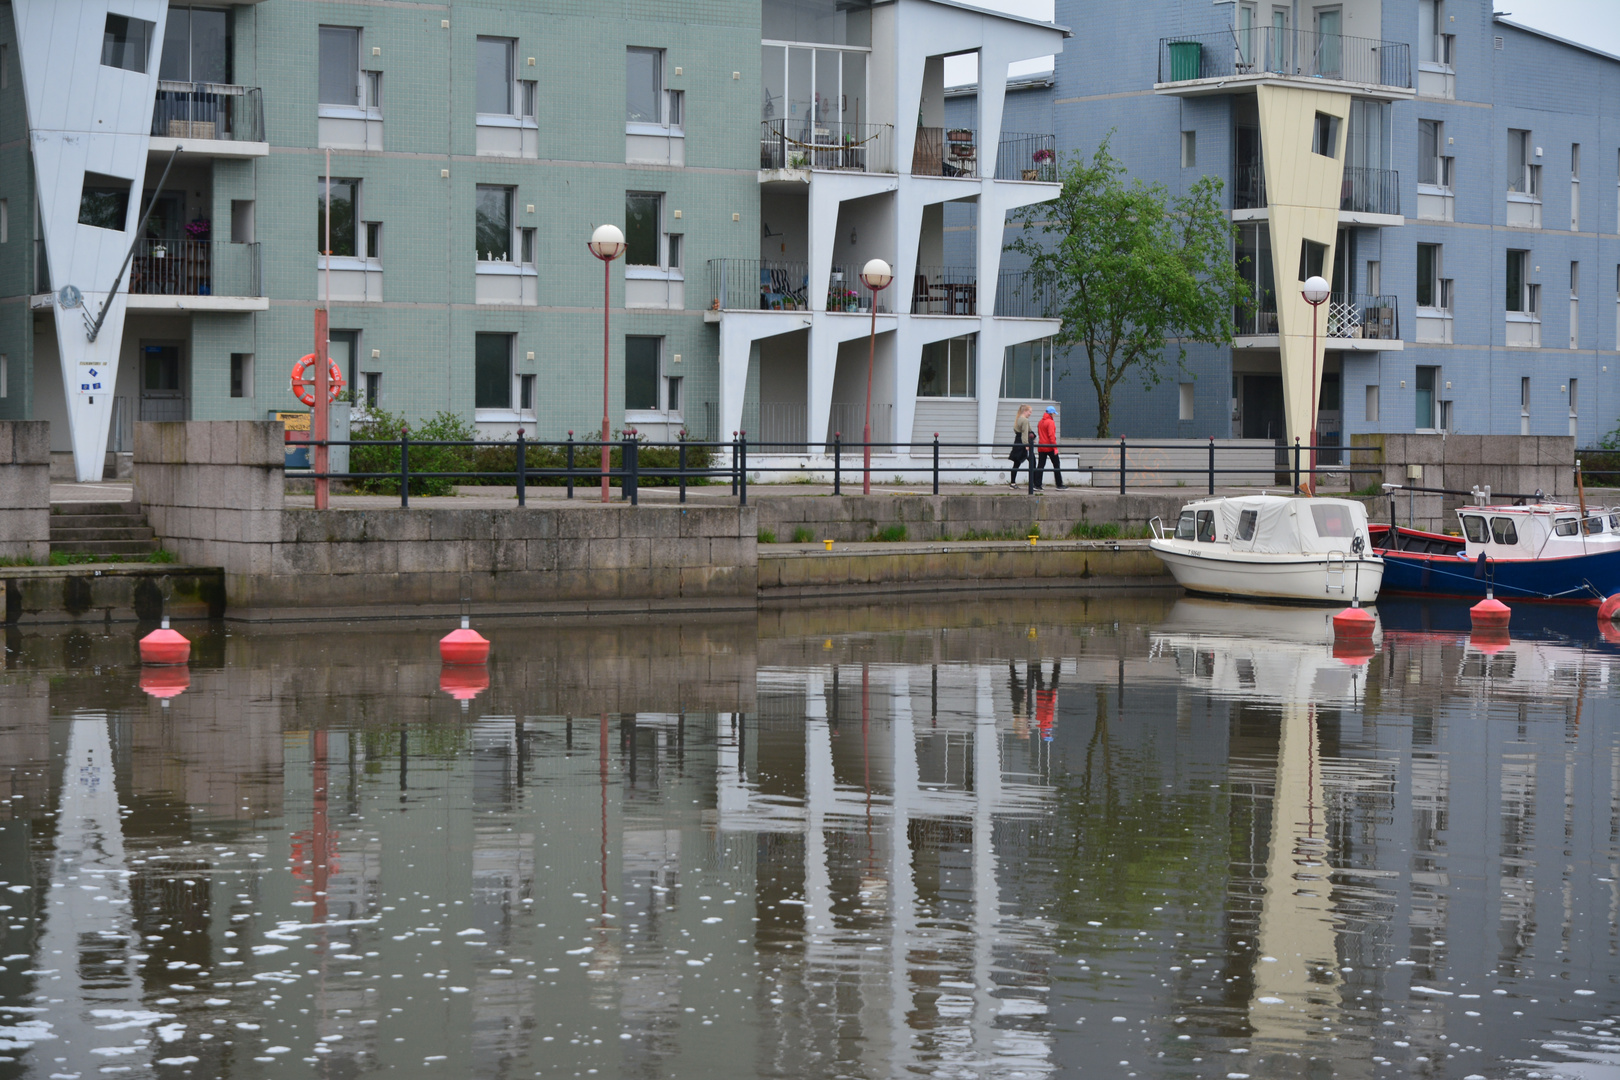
[1,595,1618,1079]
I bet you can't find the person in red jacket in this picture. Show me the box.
[1034,406,1064,490]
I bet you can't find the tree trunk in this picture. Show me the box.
[1094,394,1111,439]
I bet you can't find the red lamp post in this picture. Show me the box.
[588,225,628,503]
[857,258,893,495]
[1301,274,1330,495]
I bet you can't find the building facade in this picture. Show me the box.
[0,0,1070,482]
[962,0,1620,449]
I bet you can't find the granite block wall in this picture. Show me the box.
[0,421,50,563]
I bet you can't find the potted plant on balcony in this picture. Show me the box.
[947,128,972,142]
[185,218,210,242]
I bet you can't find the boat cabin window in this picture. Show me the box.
[1461,515,1489,543]
[1584,516,1605,535]
[1175,511,1196,540]
[1311,504,1355,538]
[1236,509,1257,541]
[1554,516,1579,536]
[1196,510,1216,542]
[1490,517,1519,545]
[1611,514,1620,530]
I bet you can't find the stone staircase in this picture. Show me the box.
[49,501,160,559]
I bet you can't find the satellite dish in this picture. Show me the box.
[57,284,83,309]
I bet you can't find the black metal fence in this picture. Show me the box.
[995,133,1058,182]
[760,119,895,173]
[152,82,265,143]
[1340,166,1401,216]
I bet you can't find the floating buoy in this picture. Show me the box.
[140,665,190,704]
[138,616,190,665]
[439,616,490,665]
[1469,625,1512,655]
[1331,603,1376,640]
[439,664,489,708]
[1599,593,1620,622]
[1470,591,1511,630]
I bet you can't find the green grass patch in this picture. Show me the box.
[0,555,39,567]
[1348,481,1385,497]
[871,524,908,542]
[757,529,777,544]
[791,526,815,544]
[49,551,98,566]
[148,549,177,564]
[1068,521,1152,540]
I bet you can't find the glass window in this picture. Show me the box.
[1175,511,1196,540]
[474,333,511,409]
[1236,509,1257,541]
[229,353,251,399]
[917,335,977,398]
[475,186,512,261]
[627,48,663,124]
[1507,129,1533,193]
[1491,517,1519,544]
[1461,514,1488,543]
[1311,504,1355,538]
[1196,511,1216,542]
[317,179,357,257]
[1417,244,1439,308]
[1506,250,1527,311]
[1419,0,1438,62]
[477,37,514,115]
[1418,120,1440,184]
[624,193,661,266]
[624,336,661,411]
[1554,517,1579,537]
[328,331,358,396]
[318,27,359,106]
[1584,516,1604,535]
[1001,338,1054,399]
[761,0,872,47]
[1311,112,1340,158]
[1415,366,1436,429]
[102,14,154,73]
[79,174,131,231]
[1298,239,1326,282]
[160,7,230,84]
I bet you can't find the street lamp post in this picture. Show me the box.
[1301,275,1330,495]
[588,224,628,503]
[857,258,893,495]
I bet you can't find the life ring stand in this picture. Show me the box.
[290,353,345,407]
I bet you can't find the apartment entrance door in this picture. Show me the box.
[139,343,187,422]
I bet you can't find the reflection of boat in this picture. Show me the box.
[1377,595,1620,645]
[1149,597,1375,704]
[1150,495,1382,604]
[1371,503,1620,603]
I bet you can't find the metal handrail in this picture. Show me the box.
[1159,27,1412,88]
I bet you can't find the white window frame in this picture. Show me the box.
[1507,129,1540,198]
[626,47,684,137]
[317,26,378,123]
[1417,119,1452,193]
[623,335,682,422]
[316,177,377,274]
[917,334,978,399]
[473,331,525,422]
[623,192,682,283]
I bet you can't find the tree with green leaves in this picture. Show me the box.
[1007,135,1250,438]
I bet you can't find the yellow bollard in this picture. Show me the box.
[1028,534,1039,546]
[823,539,834,551]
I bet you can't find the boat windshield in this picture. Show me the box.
[1197,511,1216,542]
[1490,517,1519,545]
[1461,514,1488,543]
[1310,504,1356,538]
[1175,511,1196,540]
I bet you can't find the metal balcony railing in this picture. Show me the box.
[707,259,892,314]
[913,127,979,178]
[1340,166,1400,216]
[912,266,978,315]
[759,120,894,174]
[1233,163,1266,209]
[1233,293,1399,339]
[152,82,265,143]
[1159,28,1411,89]
[994,270,1058,319]
[129,239,262,297]
[995,133,1057,182]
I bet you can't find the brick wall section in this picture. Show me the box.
[0,422,50,562]
[1351,434,1575,532]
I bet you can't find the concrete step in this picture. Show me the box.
[51,501,139,518]
[49,514,151,530]
[50,538,160,556]
[49,525,157,543]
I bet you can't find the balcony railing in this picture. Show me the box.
[129,239,262,297]
[827,265,892,313]
[1234,293,1399,339]
[1233,163,1266,209]
[994,270,1058,319]
[1159,28,1411,89]
[759,120,894,174]
[995,133,1057,182]
[152,82,265,143]
[1340,166,1400,216]
[913,127,978,178]
[707,259,892,314]
[912,266,978,315]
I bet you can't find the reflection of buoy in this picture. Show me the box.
[1599,593,1620,622]
[140,665,190,705]
[138,616,190,665]
[1332,636,1376,665]
[1600,620,1620,646]
[439,616,490,664]
[1331,603,1375,640]
[1469,625,1512,655]
[1471,591,1511,629]
[439,664,488,709]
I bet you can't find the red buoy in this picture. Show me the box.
[1599,593,1620,622]
[1469,626,1512,655]
[440,664,489,703]
[1332,636,1376,665]
[140,666,191,702]
[1332,604,1376,640]
[1470,592,1511,630]
[439,616,490,665]
[138,617,191,665]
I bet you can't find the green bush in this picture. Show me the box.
[149,549,177,564]
[791,526,815,543]
[349,408,477,496]
[758,529,777,544]
[871,524,908,542]
[1068,521,1120,539]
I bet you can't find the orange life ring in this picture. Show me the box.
[289,353,345,407]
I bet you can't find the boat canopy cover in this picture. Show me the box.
[1218,496,1371,555]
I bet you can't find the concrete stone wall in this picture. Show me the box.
[759,540,1169,597]
[0,422,50,563]
[1350,434,1576,533]
[756,491,1191,543]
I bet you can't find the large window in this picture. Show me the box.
[1506,249,1536,312]
[477,37,515,116]
[624,192,662,267]
[102,14,155,73]
[760,44,866,139]
[1310,112,1340,158]
[1415,366,1437,430]
[318,27,359,106]
[1417,119,1452,188]
[918,335,976,398]
[79,174,132,231]
[329,331,359,398]
[1507,129,1538,195]
[1298,238,1327,282]
[475,186,513,261]
[474,333,512,410]
[762,0,873,46]
[624,336,663,412]
[317,178,357,257]
[1001,338,1054,399]
[1417,244,1440,308]
[160,7,229,83]
[627,48,663,124]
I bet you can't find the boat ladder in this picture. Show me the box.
[1325,550,1347,594]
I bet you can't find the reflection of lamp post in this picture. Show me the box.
[588,225,628,503]
[1301,274,1330,495]
[857,258,893,495]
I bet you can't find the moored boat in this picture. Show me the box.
[1148,495,1383,604]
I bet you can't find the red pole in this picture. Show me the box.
[601,257,611,503]
[863,301,876,495]
[314,309,329,510]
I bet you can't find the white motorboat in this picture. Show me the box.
[1149,494,1383,604]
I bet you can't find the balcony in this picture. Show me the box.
[150,82,266,156]
[1157,28,1412,95]
[760,120,894,174]
[912,266,977,315]
[707,259,891,314]
[1234,293,1400,346]
[994,134,1058,182]
[912,127,979,178]
[1233,163,1266,211]
[993,270,1058,319]
[1340,166,1400,217]
[32,238,264,312]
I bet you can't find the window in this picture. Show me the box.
[1180,131,1196,168]
[627,47,663,125]
[521,80,538,120]
[1418,120,1451,188]
[318,27,360,106]
[365,221,381,261]
[1366,260,1380,295]
[1491,517,1519,545]
[917,335,977,398]
[1311,504,1355,539]
[363,371,381,410]
[1419,0,1438,61]
[474,333,512,410]
[1,198,8,244]
[231,199,254,243]
[520,227,536,266]
[475,186,514,261]
[1415,366,1437,429]
[1314,8,1342,77]
[79,174,132,231]
[477,37,515,116]
[1298,238,1326,282]
[317,178,357,257]
[1310,112,1340,158]
[229,353,252,399]
[1178,382,1194,421]
[1571,143,1581,230]
[1001,338,1054,399]
[1236,509,1257,542]
[102,14,154,73]
[1461,514,1488,544]
[1364,383,1379,423]
[1175,511,1195,540]
[1571,261,1580,348]
[1568,377,1578,424]
[1416,244,1440,308]
[1505,249,1536,312]
[1521,376,1531,423]
[1507,129,1538,195]
[160,6,230,84]
[328,331,359,399]
[624,336,664,412]
[624,192,662,267]
[366,70,382,110]
[518,374,535,413]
